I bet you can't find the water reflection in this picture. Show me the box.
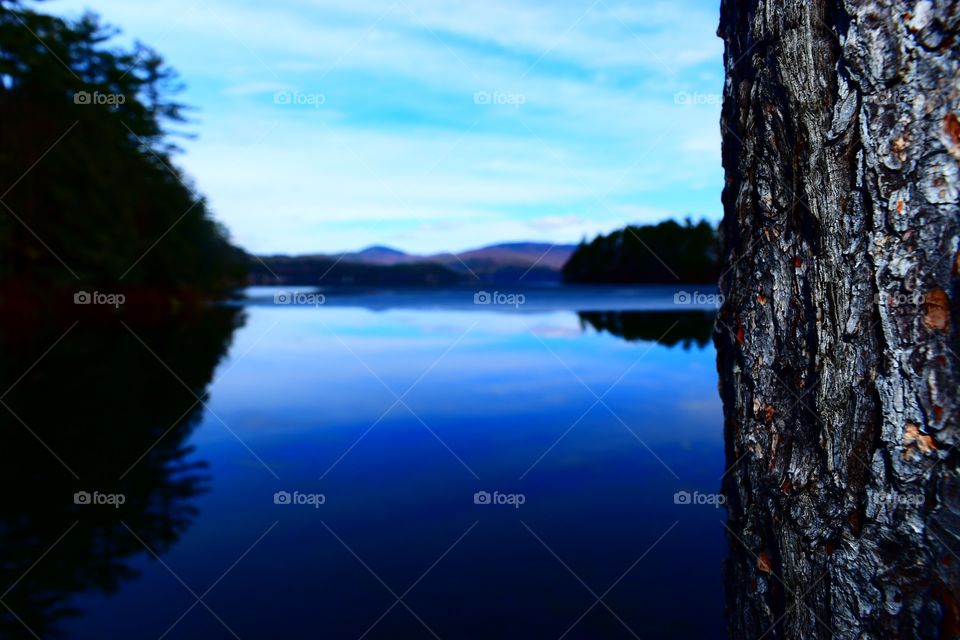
[0,307,243,639]
[1,293,726,639]
[578,310,715,349]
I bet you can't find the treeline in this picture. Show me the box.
[562,219,720,284]
[249,255,566,286]
[0,1,246,298]
[250,255,462,287]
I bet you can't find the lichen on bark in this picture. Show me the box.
[715,1,960,638]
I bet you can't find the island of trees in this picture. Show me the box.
[562,218,720,284]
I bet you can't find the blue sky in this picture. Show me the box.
[50,0,724,255]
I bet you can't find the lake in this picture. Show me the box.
[0,286,728,639]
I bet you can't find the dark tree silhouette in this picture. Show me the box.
[0,0,247,296]
[578,310,715,349]
[562,219,720,284]
[0,307,243,639]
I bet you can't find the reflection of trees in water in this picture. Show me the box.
[578,311,715,349]
[0,307,243,639]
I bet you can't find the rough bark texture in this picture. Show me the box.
[716,1,960,638]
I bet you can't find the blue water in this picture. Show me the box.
[7,287,727,639]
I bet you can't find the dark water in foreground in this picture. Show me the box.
[1,286,727,639]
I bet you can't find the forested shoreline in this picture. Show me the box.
[0,1,247,320]
[563,219,720,284]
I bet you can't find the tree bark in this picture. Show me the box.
[715,1,960,638]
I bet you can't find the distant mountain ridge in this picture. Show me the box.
[250,221,722,288]
[250,242,577,286]
[343,246,411,265]
[337,242,575,270]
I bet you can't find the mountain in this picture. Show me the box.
[431,243,575,271]
[341,246,416,266]
[426,243,576,283]
[255,242,579,286]
[337,242,576,268]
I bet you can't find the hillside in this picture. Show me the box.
[249,255,461,287]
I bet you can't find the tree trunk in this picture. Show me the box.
[715,1,960,638]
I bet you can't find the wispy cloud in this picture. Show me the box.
[52,0,723,253]
[221,81,293,97]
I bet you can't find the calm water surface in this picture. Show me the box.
[2,286,727,639]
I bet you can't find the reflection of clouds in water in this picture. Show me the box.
[204,306,721,449]
[406,311,583,339]
[253,306,585,340]
[679,398,724,415]
[525,322,585,339]
[44,297,727,638]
